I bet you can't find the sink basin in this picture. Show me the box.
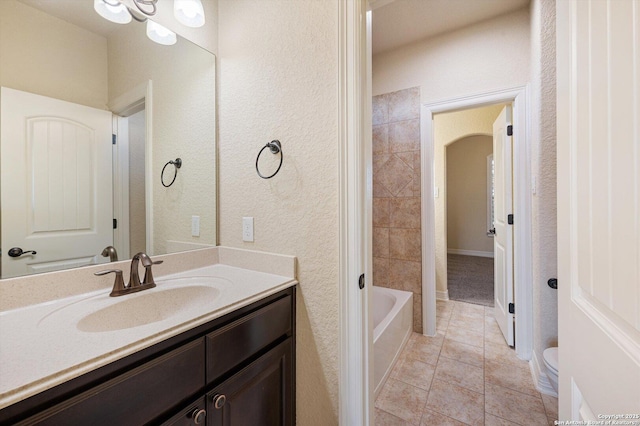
[77,285,221,333]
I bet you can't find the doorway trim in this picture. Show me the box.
[338,0,372,425]
[420,86,533,359]
[109,80,154,256]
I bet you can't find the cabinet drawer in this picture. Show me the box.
[20,339,205,426]
[206,295,291,383]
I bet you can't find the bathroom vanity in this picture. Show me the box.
[0,248,297,426]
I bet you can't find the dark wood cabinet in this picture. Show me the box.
[207,339,293,426]
[0,287,295,426]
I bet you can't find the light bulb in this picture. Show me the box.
[146,21,177,45]
[94,0,131,24]
[174,0,205,28]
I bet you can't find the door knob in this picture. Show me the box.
[7,247,37,257]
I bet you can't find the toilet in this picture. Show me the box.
[543,347,559,393]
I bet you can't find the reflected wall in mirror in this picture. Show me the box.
[0,0,216,279]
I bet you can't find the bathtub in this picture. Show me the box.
[373,286,413,398]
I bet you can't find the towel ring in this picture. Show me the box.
[161,158,182,187]
[256,140,283,179]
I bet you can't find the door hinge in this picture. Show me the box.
[507,125,513,136]
[113,218,118,229]
[358,273,365,290]
[507,214,514,225]
[112,134,117,145]
[508,303,515,314]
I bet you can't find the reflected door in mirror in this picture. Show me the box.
[1,88,113,279]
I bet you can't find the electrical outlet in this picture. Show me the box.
[242,217,254,242]
[191,216,200,237]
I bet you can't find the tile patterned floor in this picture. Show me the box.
[375,299,558,425]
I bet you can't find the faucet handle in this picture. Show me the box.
[142,260,163,286]
[95,269,128,297]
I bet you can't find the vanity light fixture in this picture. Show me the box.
[94,0,179,46]
[93,0,132,24]
[173,0,205,28]
[146,20,177,45]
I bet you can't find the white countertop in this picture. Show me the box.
[0,262,297,410]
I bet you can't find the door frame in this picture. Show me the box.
[420,86,533,359]
[109,80,154,256]
[338,0,372,425]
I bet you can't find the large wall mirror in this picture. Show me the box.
[0,0,216,279]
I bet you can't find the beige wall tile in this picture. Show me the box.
[413,151,421,194]
[413,295,423,334]
[373,256,390,287]
[388,87,420,122]
[390,119,420,153]
[389,198,421,229]
[373,94,389,125]
[373,198,391,227]
[390,228,421,262]
[389,259,421,293]
[373,124,389,155]
[375,155,414,196]
[374,227,390,258]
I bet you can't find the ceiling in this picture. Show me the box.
[371,0,530,55]
[20,0,123,37]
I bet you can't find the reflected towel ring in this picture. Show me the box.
[256,140,283,179]
[161,158,182,187]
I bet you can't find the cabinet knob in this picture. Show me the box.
[190,408,206,424]
[212,394,226,409]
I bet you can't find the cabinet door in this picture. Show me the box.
[207,339,293,426]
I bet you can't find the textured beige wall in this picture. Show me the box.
[434,105,504,295]
[0,0,108,109]
[107,23,216,256]
[530,0,558,368]
[372,8,531,101]
[446,135,494,254]
[372,87,423,333]
[217,1,339,423]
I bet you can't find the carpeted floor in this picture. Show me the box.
[447,254,494,307]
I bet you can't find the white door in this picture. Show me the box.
[1,87,113,278]
[493,105,514,346]
[557,0,640,419]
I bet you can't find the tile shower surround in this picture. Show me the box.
[372,87,423,332]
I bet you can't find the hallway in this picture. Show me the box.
[374,300,557,425]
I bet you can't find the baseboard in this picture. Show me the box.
[447,248,494,258]
[436,290,449,300]
[530,350,558,397]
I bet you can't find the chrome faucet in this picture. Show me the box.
[101,246,118,262]
[95,252,164,297]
